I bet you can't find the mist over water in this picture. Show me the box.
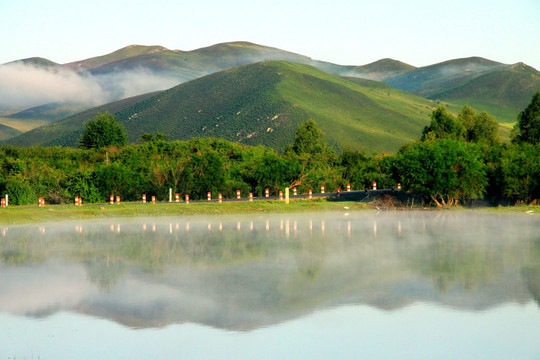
[1,211,539,359]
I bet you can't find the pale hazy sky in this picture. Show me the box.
[1,0,539,69]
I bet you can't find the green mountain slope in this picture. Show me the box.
[0,122,22,141]
[385,57,507,97]
[344,58,416,80]
[433,63,540,123]
[6,103,90,122]
[4,57,60,69]
[10,61,436,152]
[4,92,159,147]
[65,42,414,81]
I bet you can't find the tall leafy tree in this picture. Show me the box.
[79,112,128,149]
[421,106,465,141]
[457,105,499,145]
[512,91,540,145]
[395,139,487,206]
[286,119,337,190]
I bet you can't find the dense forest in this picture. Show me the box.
[1,93,538,206]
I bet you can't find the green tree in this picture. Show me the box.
[79,112,128,149]
[394,139,487,206]
[512,91,540,145]
[500,143,540,203]
[421,106,465,141]
[457,105,499,145]
[285,120,337,190]
[289,119,332,156]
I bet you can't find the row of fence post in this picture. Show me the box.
[0,183,402,207]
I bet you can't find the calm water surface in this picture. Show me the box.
[0,211,539,359]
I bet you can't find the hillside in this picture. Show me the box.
[4,42,535,135]
[1,42,415,129]
[4,92,159,147]
[385,57,507,97]
[8,61,436,153]
[66,42,411,81]
[433,62,540,123]
[0,122,21,141]
[344,58,417,80]
[5,57,60,69]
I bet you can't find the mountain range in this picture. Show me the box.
[1,41,538,151]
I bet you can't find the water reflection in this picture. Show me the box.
[0,211,538,331]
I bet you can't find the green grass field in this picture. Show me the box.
[0,199,371,225]
[1,198,537,226]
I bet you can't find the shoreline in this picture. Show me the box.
[0,198,538,225]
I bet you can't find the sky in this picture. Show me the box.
[1,0,539,70]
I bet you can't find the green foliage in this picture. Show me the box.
[394,139,487,205]
[458,105,499,145]
[289,119,332,156]
[79,112,128,149]
[421,106,465,141]
[339,149,393,189]
[512,91,540,145]
[500,143,540,202]
[5,178,37,205]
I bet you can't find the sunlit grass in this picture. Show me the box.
[0,199,371,225]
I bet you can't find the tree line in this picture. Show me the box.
[0,92,538,206]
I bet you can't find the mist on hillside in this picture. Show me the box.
[0,63,181,112]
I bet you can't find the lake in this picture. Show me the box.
[1,211,539,359]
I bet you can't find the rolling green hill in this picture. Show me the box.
[343,58,417,80]
[385,57,507,97]
[2,42,415,129]
[8,61,437,153]
[4,92,159,147]
[65,42,414,81]
[0,122,21,141]
[433,63,540,123]
[5,57,60,69]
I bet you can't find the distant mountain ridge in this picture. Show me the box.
[1,42,539,144]
[6,61,436,153]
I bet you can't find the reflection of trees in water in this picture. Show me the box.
[85,254,125,291]
[0,235,47,265]
[522,239,540,306]
[294,235,327,281]
[407,221,504,294]
[522,267,540,306]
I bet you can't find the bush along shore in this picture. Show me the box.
[1,94,539,210]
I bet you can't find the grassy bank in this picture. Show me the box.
[1,198,538,225]
[0,198,373,225]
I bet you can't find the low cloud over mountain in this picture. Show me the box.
[0,62,179,111]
